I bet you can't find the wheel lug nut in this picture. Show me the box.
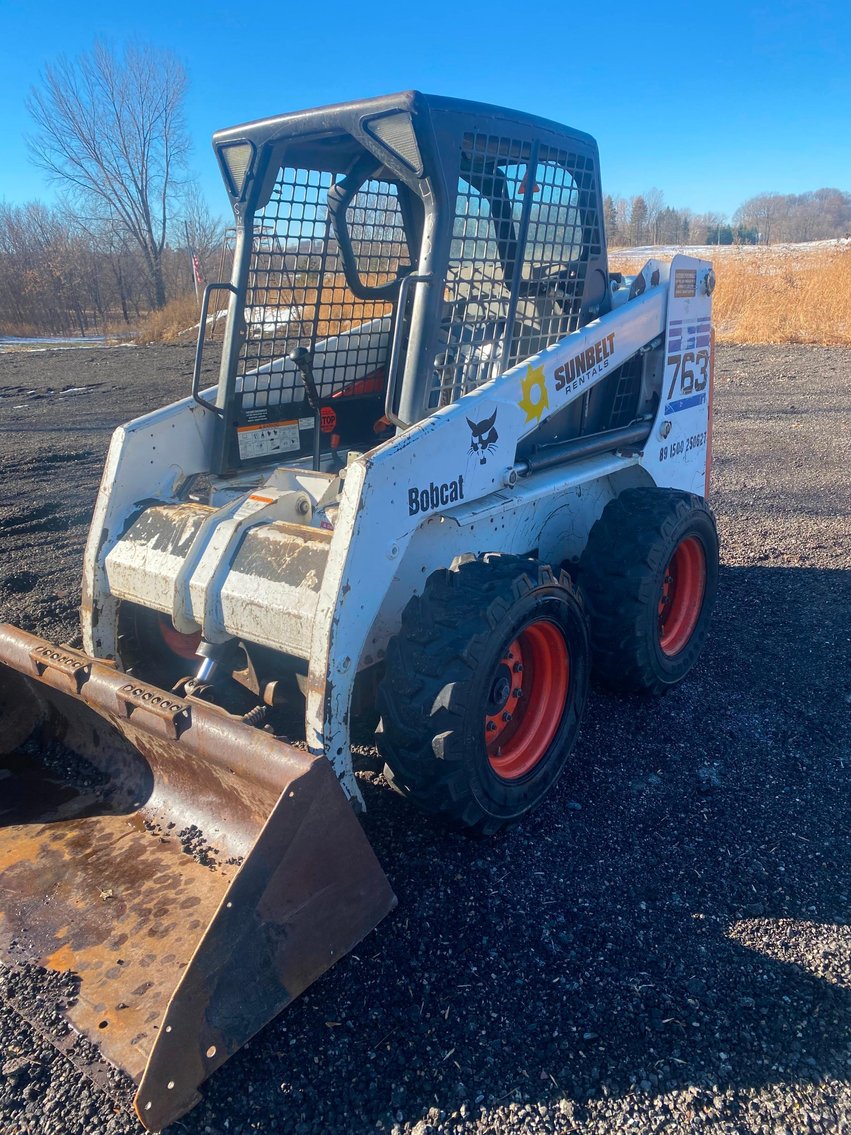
[502,711,512,723]
[513,662,524,673]
[486,721,497,732]
[513,688,523,699]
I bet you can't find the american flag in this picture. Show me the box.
[191,254,205,288]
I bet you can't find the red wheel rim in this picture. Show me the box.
[658,536,706,656]
[485,620,570,781]
[157,615,202,660]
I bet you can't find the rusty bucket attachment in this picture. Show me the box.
[0,624,396,1131]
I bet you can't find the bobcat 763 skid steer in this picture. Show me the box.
[0,92,719,1129]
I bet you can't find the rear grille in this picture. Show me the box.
[606,353,644,430]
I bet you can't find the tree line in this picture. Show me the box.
[5,182,847,337]
[2,40,850,337]
[0,196,224,336]
[604,187,851,247]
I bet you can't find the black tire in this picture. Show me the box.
[376,554,590,835]
[117,601,201,688]
[577,487,719,695]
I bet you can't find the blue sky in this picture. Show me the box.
[0,0,849,221]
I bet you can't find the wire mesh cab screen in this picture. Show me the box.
[229,164,412,466]
[431,133,601,409]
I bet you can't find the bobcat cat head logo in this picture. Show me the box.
[467,409,498,465]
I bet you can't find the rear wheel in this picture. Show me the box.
[117,602,201,688]
[578,488,719,694]
[377,555,590,834]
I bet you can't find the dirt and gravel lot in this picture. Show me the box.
[0,342,849,1135]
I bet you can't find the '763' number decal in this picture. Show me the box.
[667,349,710,399]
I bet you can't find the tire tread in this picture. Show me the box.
[377,555,586,833]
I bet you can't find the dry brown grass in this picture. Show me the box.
[245,272,391,339]
[0,320,50,338]
[609,246,851,345]
[138,248,851,348]
[134,293,205,343]
[134,273,390,344]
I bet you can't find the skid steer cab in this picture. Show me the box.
[0,91,718,1130]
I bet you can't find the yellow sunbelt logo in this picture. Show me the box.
[519,364,549,423]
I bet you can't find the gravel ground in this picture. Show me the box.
[0,342,849,1135]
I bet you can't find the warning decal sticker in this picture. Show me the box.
[674,269,697,298]
[237,419,300,461]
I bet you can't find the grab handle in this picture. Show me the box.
[384,273,431,429]
[192,283,237,413]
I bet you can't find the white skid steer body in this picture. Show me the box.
[82,254,714,806]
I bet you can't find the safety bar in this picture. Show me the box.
[384,273,432,429]
[192,282,237,413]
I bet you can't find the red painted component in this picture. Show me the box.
[658,535,707,656]
[158,615,202,660]
[332,368,385,399]
[485,620,570,781]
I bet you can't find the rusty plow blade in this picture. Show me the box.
[0,624,396,1131]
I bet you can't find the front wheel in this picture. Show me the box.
[376,555,590,835]
[578,488,719,694]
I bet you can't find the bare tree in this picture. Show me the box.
[733,193,784,244]
[27,41,190,309]
[735,189,851,243]
[643,187,665,244]
[614,196,630,244]
[689,211,726,244]
[810,188,851,236]
[602,194,619,245]
[179,184,227,281]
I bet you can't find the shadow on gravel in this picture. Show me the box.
[164,564,850,1134]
